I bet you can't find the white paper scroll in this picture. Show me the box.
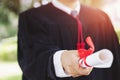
[79,49,114,68]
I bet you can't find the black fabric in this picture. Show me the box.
[18,3,120,80]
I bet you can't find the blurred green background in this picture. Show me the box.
[0,0,120,80]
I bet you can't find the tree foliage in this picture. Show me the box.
[0,0,20,14]
[0,0,19,39]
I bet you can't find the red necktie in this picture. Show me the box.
[76,15,85,49]
[71,10,85,49]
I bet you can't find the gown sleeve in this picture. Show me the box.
[18,11,60,80]
[97,11,120,80]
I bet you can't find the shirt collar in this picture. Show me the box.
[52,0,80,15]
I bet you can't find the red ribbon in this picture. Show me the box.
[75,15,95,67]
[77,36,95,67]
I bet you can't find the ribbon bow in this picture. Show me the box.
[77,36,95,67]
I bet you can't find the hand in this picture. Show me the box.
[61,50,93,77]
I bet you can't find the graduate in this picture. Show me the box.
[18,0,120,80]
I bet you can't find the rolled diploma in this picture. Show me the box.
[79,49,114,68]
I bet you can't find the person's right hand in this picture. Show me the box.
[61,50,93,77]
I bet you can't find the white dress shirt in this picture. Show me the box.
[52,0,81,77]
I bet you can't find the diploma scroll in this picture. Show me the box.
[79,49,113,68]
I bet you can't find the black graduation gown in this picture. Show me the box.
[18,3,120,80]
